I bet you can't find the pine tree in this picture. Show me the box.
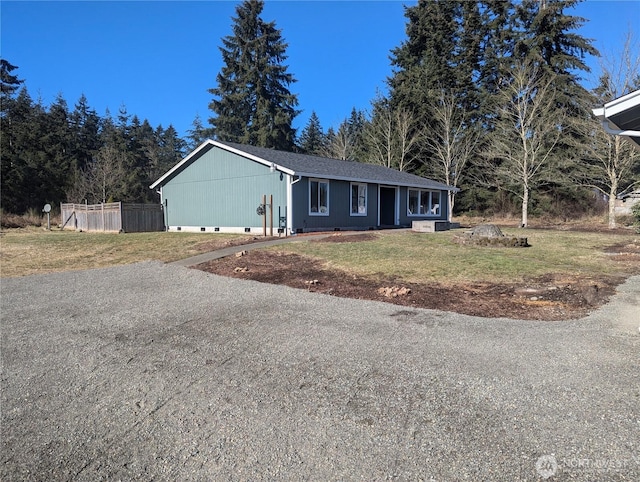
[69,94,101,172]
[1,87,36,213]
[1,59,23,103]
[513,0,598,109]
[208,0,299,151]
[39,94,73,207]
[389,0,459,122]
[298,111,325,155]
[186,114,208,150]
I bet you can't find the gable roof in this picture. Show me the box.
[151,140,458,191]
[592,89,640,149]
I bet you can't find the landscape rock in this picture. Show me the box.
[378,286,412,298]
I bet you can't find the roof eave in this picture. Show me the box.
[295,171,458,191]
[149,139,296,189]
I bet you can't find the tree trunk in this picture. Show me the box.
[448,191,455,221]
[608,183,617,229]
[521,187,529,228]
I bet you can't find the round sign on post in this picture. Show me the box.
[43,204,51,230]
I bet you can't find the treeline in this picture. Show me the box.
[1,60,191,214]
[3,0,639,227]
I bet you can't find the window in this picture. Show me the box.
[309,179,329,215]
[350,183,367,216]
[407,189,441,216]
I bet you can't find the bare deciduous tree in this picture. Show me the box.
[322,123,355,161]
[423,90,480,220]
[483,60,564,227]
[66,146,127,204]
[364,99,421,172]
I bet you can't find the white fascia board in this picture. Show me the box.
[601,89,640,118]
[592,90,640,148]
[213,141,296,176]
[294,171,459,192]
[592,90,640,123]
[149,139,296,190]
[150,139,216,189]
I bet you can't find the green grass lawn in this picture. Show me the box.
[268,229,640,284]
[1,227,638,282]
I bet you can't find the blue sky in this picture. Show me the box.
[2,1,639,140]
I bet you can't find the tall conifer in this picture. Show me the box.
[208,0,299,151]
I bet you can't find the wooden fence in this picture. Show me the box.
[61,203,164,233]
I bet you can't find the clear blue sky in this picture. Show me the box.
[2,1,639,140]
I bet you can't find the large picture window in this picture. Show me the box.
[309,179,329,215]
[350,183,367,216]
[408,189,441,216]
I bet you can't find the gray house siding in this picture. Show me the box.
[291,179,379,232]
[151,140,458,234]
[162,147,287,231]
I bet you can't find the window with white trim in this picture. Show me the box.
[309,178,329,215]
[408,189,441,216]
[350,183,367,216]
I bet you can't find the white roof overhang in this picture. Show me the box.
[149,140,295,189]
[592,89,640,150]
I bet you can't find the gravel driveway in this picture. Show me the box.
[1,262,639,480]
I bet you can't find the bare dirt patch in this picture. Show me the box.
[197,248,634,321]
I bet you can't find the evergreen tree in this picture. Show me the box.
[69,94,101,173]
[1,59,23,102]
[39,94,73,207]
[186,114,208,150]
[322,108,368,162]
[298,111,325,155]
[1,87,36,213]
[389,0,459,123]
[208,0,299,150]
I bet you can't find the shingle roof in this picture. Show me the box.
[224,142,456,191]
[151,140,457,191]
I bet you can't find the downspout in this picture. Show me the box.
[156,187,167,231]
[287,175,301,235]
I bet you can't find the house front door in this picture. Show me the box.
[379,187,396,226]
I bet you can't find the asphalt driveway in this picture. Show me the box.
[1,262,639,480]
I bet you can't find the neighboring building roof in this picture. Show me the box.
[151,140,458,191]
[592,89,640,149]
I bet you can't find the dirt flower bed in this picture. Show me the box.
[197,249,627,321]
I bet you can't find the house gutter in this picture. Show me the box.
[597,121,640,138]
[593,98,640,140]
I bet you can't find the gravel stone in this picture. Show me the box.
[1,261,639,480]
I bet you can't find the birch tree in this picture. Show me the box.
[423,90,480,219]
[365,98,421,172]
[484,60,564,227]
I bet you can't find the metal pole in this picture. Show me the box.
[269,194,273,237]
